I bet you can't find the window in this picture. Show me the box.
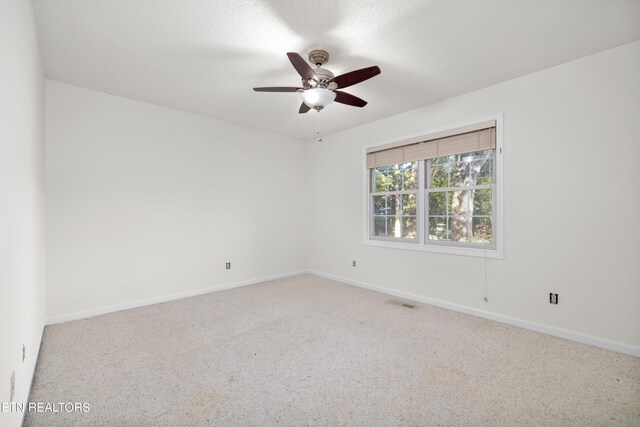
[365,117,502,257]
[371,162,418,240]
[426,150,494,245]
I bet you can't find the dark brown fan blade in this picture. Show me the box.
[299,102,311,114]
[253,87,302,92]
[287,52,318,82]
[329,66,381,89]
[334,91,367,108]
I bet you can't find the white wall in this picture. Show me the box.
[43,41,640,355]
[45,81,306,320]
[0,1,46,426]
[306,41,640,352]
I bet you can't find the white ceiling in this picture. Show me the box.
[33,0,640,140]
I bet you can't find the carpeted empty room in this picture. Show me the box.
[4,1,640,426]
[24,276,640,426]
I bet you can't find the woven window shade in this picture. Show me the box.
[367,122,496,168]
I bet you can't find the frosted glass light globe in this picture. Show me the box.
[301,88,336,110]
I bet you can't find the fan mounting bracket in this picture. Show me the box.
[308,49,329,66]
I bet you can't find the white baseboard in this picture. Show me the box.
[22,322,46,426]
[45,270,306,325]
[307,270,640,358]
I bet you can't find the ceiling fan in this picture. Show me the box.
[253,50,381,113]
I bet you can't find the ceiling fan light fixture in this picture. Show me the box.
[253,51,380,114]
[301,88,336,111]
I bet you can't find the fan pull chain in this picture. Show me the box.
[316,110,322,142]
[483,248,488,302]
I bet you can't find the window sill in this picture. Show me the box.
[363,238,504,259]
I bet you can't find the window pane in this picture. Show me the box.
[386,217,398,237]
[392,162,417,191]
[372,193,417,240]
[473,189,492,216]
[401,194,416,216]
[427,215,493,244]
[430,165,448,189]
[374,195,399,216]
[431,156,448,166]
[392,167,404,190]
[373,196,398,215]
[373,216,386,237]
[402,216,417,239]
[477,157,494,185]
[428,191,447,216]
[373,166,392,192]
[429,150,494,188]
[373,162,418,192]
[449,190,471,216]
[467,150,493,187]
[375,216,393,237]
[449,162,468,187]
[402,162,419,190]
[387,194,398,213]
[472,217,492,244]
[462,150,493,163]
[428,216,449,241]
[373,195,389,215]
[450,216,470,242]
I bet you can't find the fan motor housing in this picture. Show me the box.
[314,67,334,83]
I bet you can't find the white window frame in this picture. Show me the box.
[362,113,504,259]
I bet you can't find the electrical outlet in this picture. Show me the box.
[549,293,558,304]
[225,262,231,270]
[352,260,356,267]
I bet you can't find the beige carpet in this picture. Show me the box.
[26,274,640,426]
